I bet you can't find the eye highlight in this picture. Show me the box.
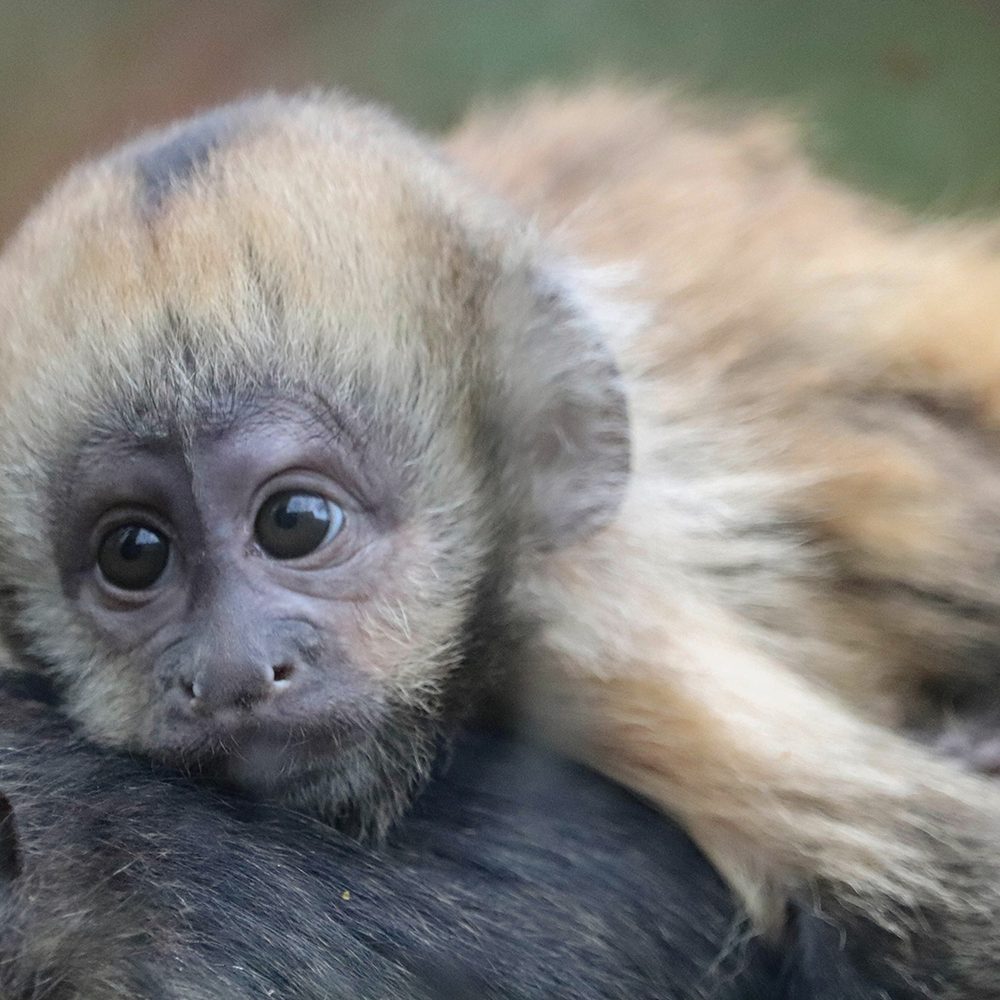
[97,525,170,591]
[254,491,343,560]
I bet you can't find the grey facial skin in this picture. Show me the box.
[0,679,796,1000]
[59,400,390,755]
[48,393,449,833]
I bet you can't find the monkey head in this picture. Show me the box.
[0,95,629,833]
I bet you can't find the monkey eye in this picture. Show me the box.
[97,524,170,591]
[254,491,343,561]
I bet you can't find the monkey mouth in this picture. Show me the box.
[148,711,372,781]
[145,697,444,835]
[211,726,363,793]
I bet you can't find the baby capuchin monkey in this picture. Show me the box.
[2,87,1000,996]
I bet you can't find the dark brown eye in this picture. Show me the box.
[254,491,343,560]
[97,525,170,591]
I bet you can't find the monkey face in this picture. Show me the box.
[0,93,629,832]
[26,374,502,835]
[54,397,423,803]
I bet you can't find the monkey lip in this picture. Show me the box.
[151,711,374,785]
[215,728,357,792]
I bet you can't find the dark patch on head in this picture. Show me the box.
[135,108,244,215]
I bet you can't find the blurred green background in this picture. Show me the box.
[1,0,998,242]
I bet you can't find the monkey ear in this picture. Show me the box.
[0,794,22,884]
[490,266,631,549]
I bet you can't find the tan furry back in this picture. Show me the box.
[450,87,1000,996]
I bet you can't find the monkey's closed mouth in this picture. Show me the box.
[216,733,340,791]
[154,715,368,780]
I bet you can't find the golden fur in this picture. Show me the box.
[1,86,1000,994]
[450,88,1000,994]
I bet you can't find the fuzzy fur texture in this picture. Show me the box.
[0,92,627,838]
[0,678,786,1000]
[450,88,1000,996]
[0,86,1000,995]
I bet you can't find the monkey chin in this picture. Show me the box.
[157,707,446,840]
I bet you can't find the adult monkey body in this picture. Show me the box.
[0,88,999,996]
[0,675,787,1000]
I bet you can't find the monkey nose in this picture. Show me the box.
[180,661,295,714]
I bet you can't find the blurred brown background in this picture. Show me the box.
[2,0,999,243]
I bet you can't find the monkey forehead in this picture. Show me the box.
[75,390,361,458]
[55,391,403,529]
[0,93,525,397]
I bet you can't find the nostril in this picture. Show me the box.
[181,678,197,700]
[272,663,294,685]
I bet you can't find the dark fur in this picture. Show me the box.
[0,678,795,1000]
[134,109,244,215]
